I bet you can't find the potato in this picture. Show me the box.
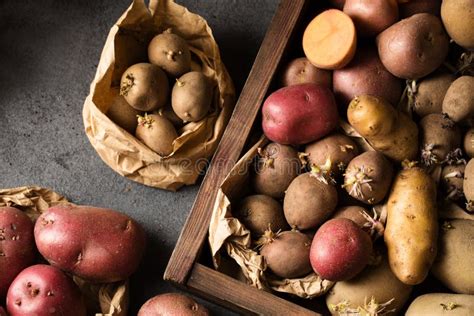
[464,159,474,211]
[442,76,474,124]
[376,13,449,79]
[148,30,191,77]
[304,134,359,175]
[432,219,474,294]
[406,293,474,316]
[420,114,461,166]
[0,207,35,300]
[135,113,178,156]
[347,95,419,162]
[283,173,338,230]
[260,230,312,279]
[343,0,399,37]
[157,104,184,129]
[107,94,142,134]
[34,205,146,283]
[6,264,86,316]
[400,0,441,18]
[235,195,288,236]
[343,151,393,205]
[120,63,169,111]
[332,205,368,228]
[262,84,339,145]
[310,218,372,281]
[326,256,412,315]
[441,164,466,201]
[385,167,438,285]
[138,293,209,316]
[413,72,455,117]
[252,142,300,199]
[280,57,332,88]
[333,45,402,109]
[171,71,213,122]
[441,0,474,51]
[464,128,474,158]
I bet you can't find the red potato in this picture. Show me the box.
[34,205,146,283]
[262,84,339,145]
[138,293,209,316]
[0,207,36,300]
[333,45,402,110]
[6,264,86,316]
[310,218,372,281]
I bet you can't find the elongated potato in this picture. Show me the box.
[385,166,438,285]
[347,95,418,162]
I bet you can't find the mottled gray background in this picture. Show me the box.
[0,0,279,314]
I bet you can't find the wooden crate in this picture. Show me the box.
[165,1,326,314]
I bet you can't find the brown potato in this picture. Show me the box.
[376,13,449,79]
[107,94,142,134]
[260,230,312,279]
[283,173,338,230]
[441,0,474,50]
[280,57,332,88]
[464,159,474,211]
[419,114,461,166]
[120,63,169,111]
[442,76,474,124]
[347,95,419,162]
[157,104,184,129]
[464,128,474,158]
[304,133,359,175]
[441,164,466,201]
[331,205,368,228]
[148,30,191,77]
[252,142,301,199]
[171,71,213,122]
[138,293,209,316]
[135,113,177,156]
[413,72,455,117]
[432,219,474,294]
[343,0,399,37]
[235,195,288,236]
[406,293,474,316]
[343,151,393,205]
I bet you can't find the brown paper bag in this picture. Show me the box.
[83,0,235,191]
[208,137,335,299]
[0,186,129,316]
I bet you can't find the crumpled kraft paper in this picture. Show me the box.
[82,0,235,191]
[208,137,334,299]
[0,186,129,316]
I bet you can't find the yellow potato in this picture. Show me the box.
[384,166,438,285]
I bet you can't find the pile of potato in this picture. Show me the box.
[107,29,214,156]
[235,0,473,314]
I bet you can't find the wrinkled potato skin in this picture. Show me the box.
[107,95,142,134]
[0,207,35,300]
[464,159,474,209]
[280,57,332,88]
[252,143,300,199]
[138,293,209,316]
[283,173,338,230]
[34,205,146,283]
[400,0,441,18]
[406,293,474,316]
[441,0,474,50]
[148,32,191,77]
[326,257,413,315]
[136,114,178,156]
[235,195,288,236]
[432,219,474,294]
[465,128,474,158]
[304,134,359,174]
[347,95,419,161]
[331,205,368,227]
[442,76,474,124]
[413,72,455,117]
[261,231,312,279]
[376,13,449,79]
[385,167,438,285]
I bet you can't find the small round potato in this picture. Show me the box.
[442,76,474,124]
[464,128,474,158]
[157,105,184,129]
[135,113,178,156]
[148,30,191,77]
[107,95,142,133]
[138,293,209,316]
[280,57,332,88]
[413,72,455,117]
[171,72,213,122]
[332,205,368,228]
[120,63,169,111]
[235,195,288,236]
[252,142,301,199]
[441,164,466,201]
[441,0,474,50]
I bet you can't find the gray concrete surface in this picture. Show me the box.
[0,0,279,314]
